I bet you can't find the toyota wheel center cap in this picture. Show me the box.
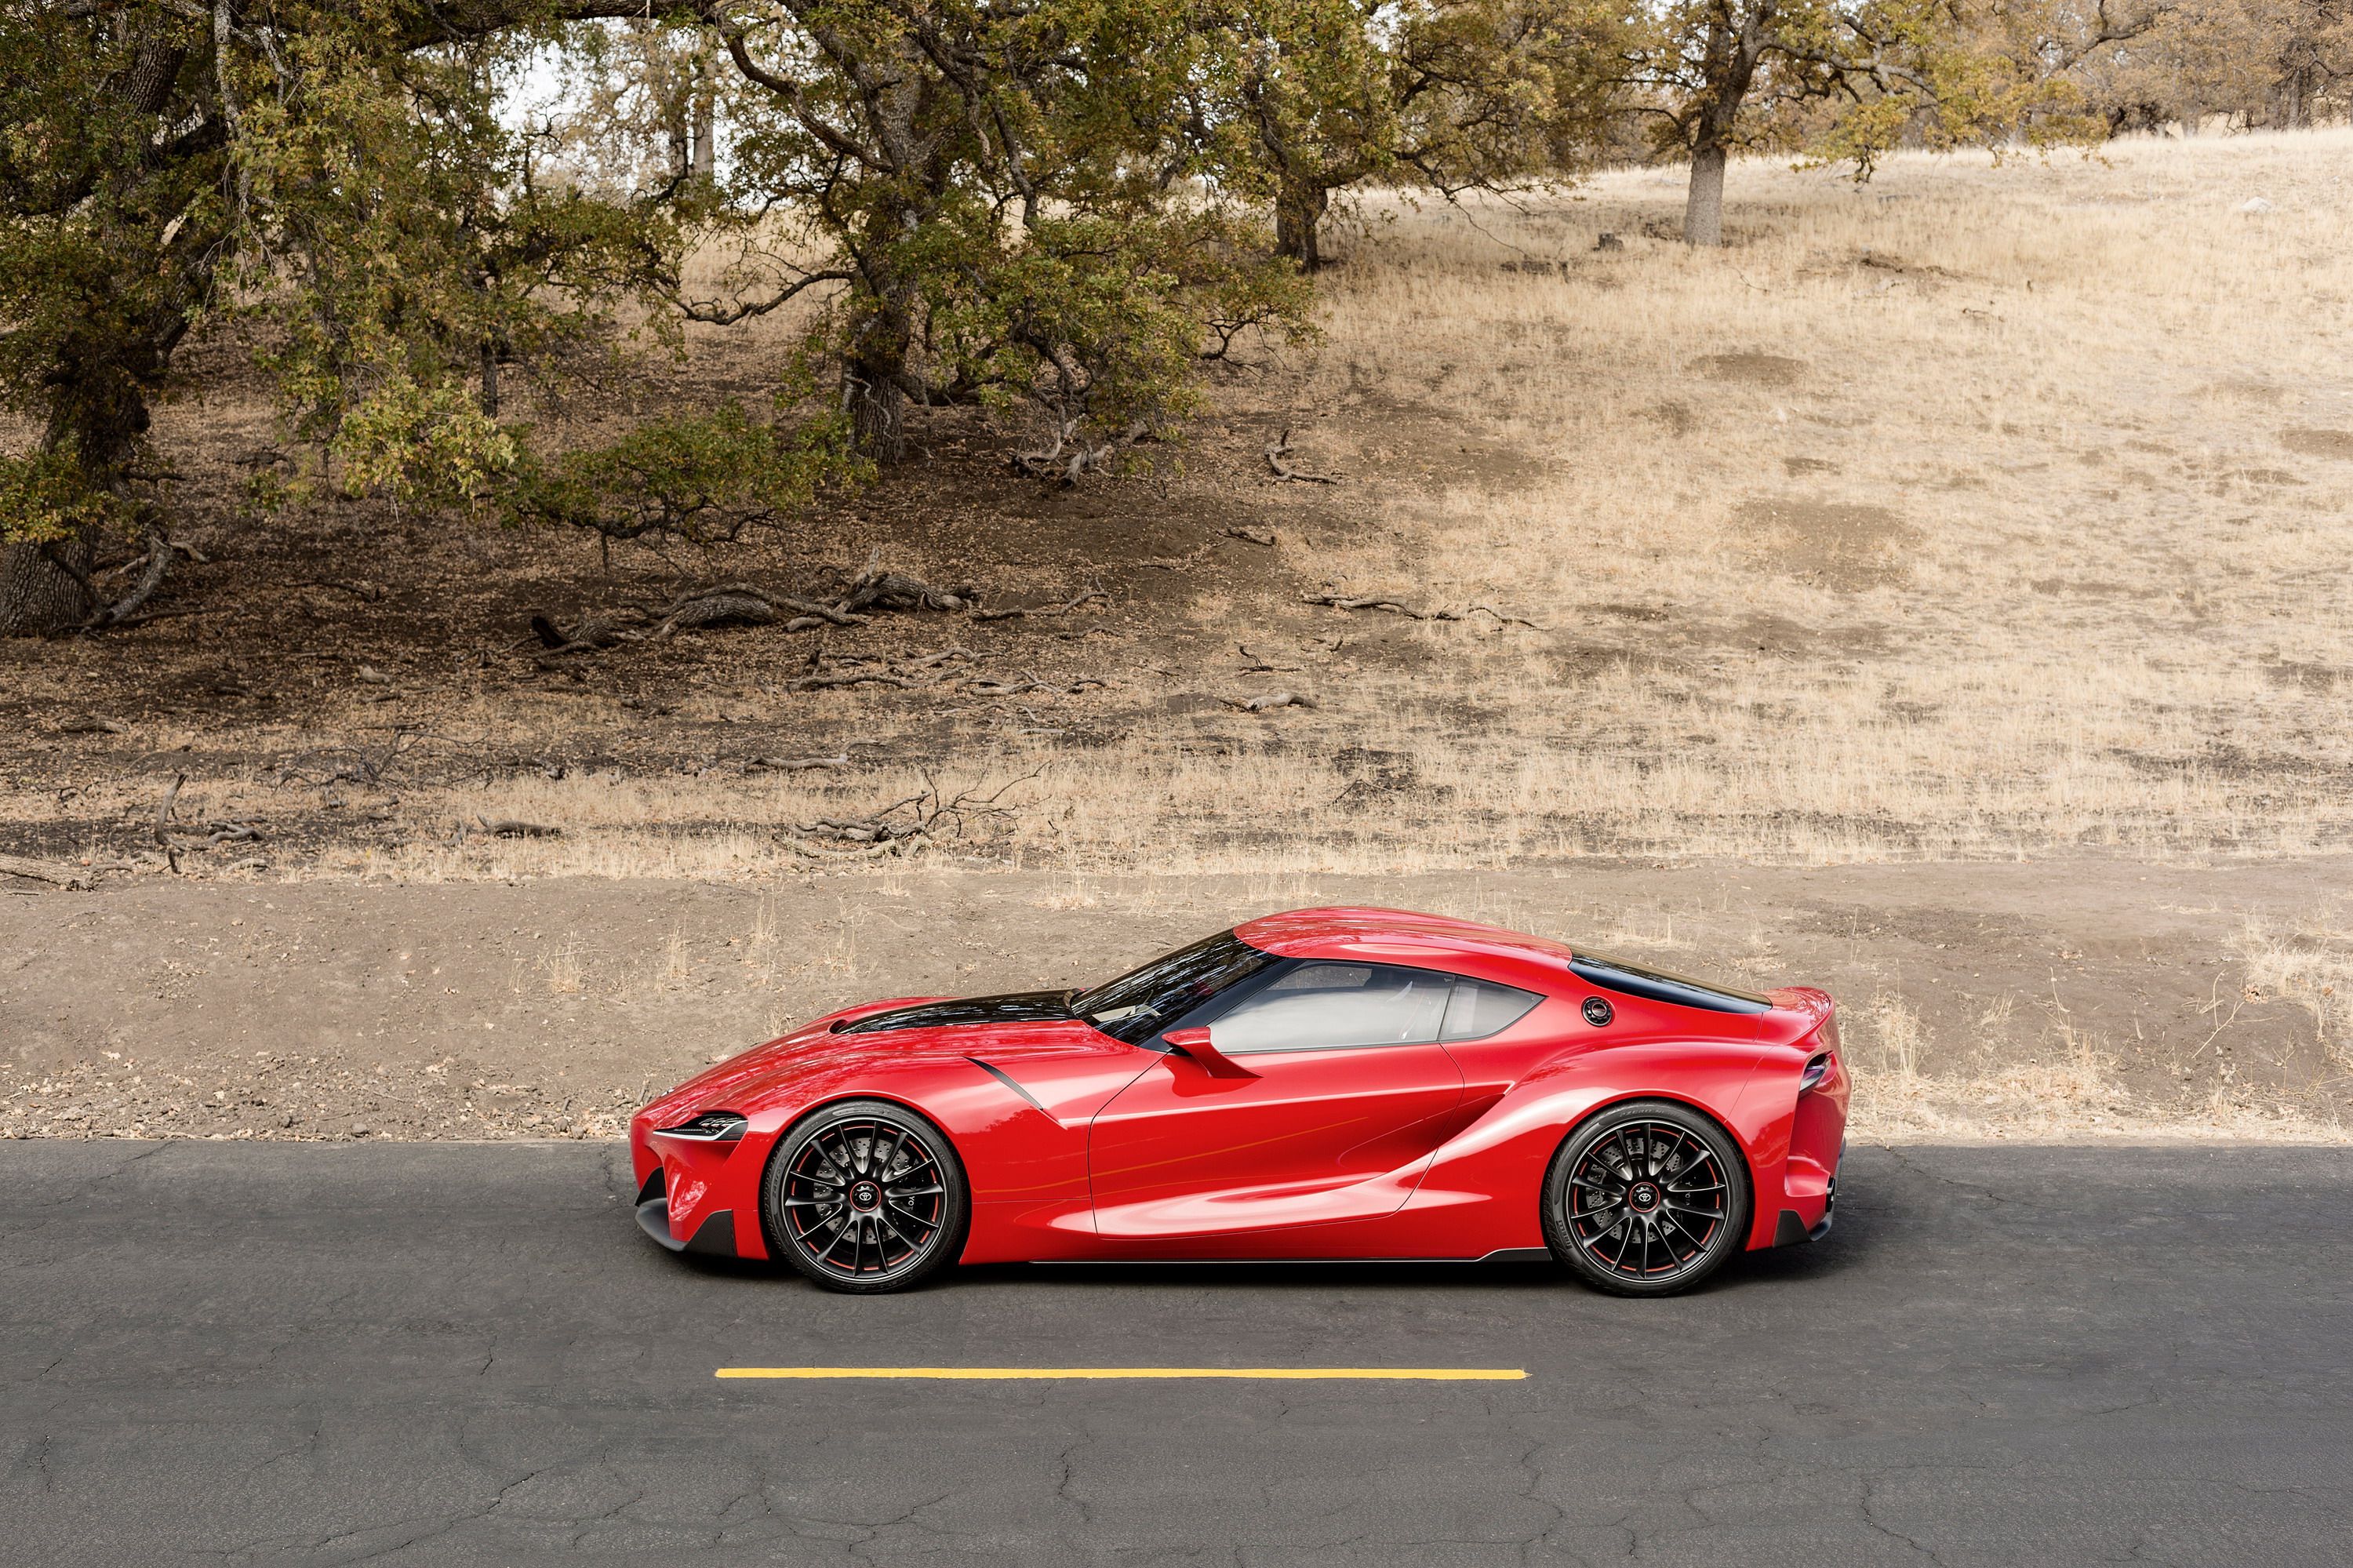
[851,1181,881,1212]
[1628,1183,1660,1213]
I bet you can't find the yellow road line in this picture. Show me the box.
[715,1366,1526,1381]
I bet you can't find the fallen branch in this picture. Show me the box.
[1226,690,1317,712]
[1265,428,1338,484]
[1465,602,1544,630]
[747,755,852,772]
[478,817,562,839]
[653,585,782,638]
[835,548,976,614]
[1236,644,1297,674]
[778,831,928,860]
[0,853,94,890]
[970,673,1107,697]
[790,671,914,693]
[1221,526,1277,547]
[1302,591,1448,620]
[973,589,1107,623]
[291,579,387,603]
[155,773,184,874]
[1011,421,1142,486]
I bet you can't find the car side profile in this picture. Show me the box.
[630,906,1848,1296]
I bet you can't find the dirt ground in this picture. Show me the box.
[5,856,2349,1144]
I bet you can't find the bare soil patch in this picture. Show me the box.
[2282,428,2353,459]
[1694,351,1807,387]
[1733,498,1916,591]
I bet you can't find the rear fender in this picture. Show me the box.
[1389,1041,1769,1257]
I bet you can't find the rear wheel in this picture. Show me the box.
[1543,1099,1750,1297]
[762,1100,969,1293]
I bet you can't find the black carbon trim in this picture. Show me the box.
[635,1196,686,1251]
[1773,1209,1809,1247]
[966,1057,1050,1115]
[638,1197,739,1257]
[635,1167,664,1206]
[682,1209,737,1257]
[835,990,1075,1035]
[1478,1247,1555,1264]
[1568,952,1775,1015]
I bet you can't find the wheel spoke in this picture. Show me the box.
[1657,1209,1699,1257]
[874,1206,918,1252]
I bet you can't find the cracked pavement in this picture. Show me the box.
[2,1141,2348,1565]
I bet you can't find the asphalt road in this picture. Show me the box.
[3,1141,2348,1566]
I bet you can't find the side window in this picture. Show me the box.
[1208,962,1453,1053]
[1441,978,1544,1042]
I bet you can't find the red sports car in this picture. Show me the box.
[630,907,1847,1296]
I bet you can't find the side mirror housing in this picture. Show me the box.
[1159,1026,1257,1079]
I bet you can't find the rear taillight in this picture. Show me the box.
[1799,1053,1833,1093]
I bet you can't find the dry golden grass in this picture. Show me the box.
[336,128,2353,879]
[11,130,2353,886]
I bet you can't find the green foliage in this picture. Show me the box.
[506,369,864,542]
[1191,0,1622,264]
[711,0,1321,457]
[0,449,128,548]
[329,355,522,511]
[0,5,224,469]
[1622,0,2115,175]
[230,5,690,511]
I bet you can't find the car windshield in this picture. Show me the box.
[1071,930,1279,1046]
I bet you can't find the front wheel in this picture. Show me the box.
[1542,1099,1751,1297]
[762,1100,969,1293]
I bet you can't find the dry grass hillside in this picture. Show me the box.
[6,129,2353,1139]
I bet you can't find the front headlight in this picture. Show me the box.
[658,1111,748,1142]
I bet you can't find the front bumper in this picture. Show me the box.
[629,1112,767,1259]
[633,1166,739,1257]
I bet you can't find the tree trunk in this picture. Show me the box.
[1275,181,1330,269]
[0,537,98,638]
[689,52,718,180]
[4,382,161,635]
[1684,144,1728,247]
[846,361,907,464]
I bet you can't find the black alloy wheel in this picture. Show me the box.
[762,1100,969,1293]
[1542,1099,1750,1297]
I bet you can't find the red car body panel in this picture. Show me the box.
[629,907,1849,1266]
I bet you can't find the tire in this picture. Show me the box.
[1542,1098,1751,1297]
[762,1099,969,1293]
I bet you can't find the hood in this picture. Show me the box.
[832,989,1075,1034]
[638,991,1101,1126]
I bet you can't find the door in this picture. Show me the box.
[1087,961,1466,1239]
